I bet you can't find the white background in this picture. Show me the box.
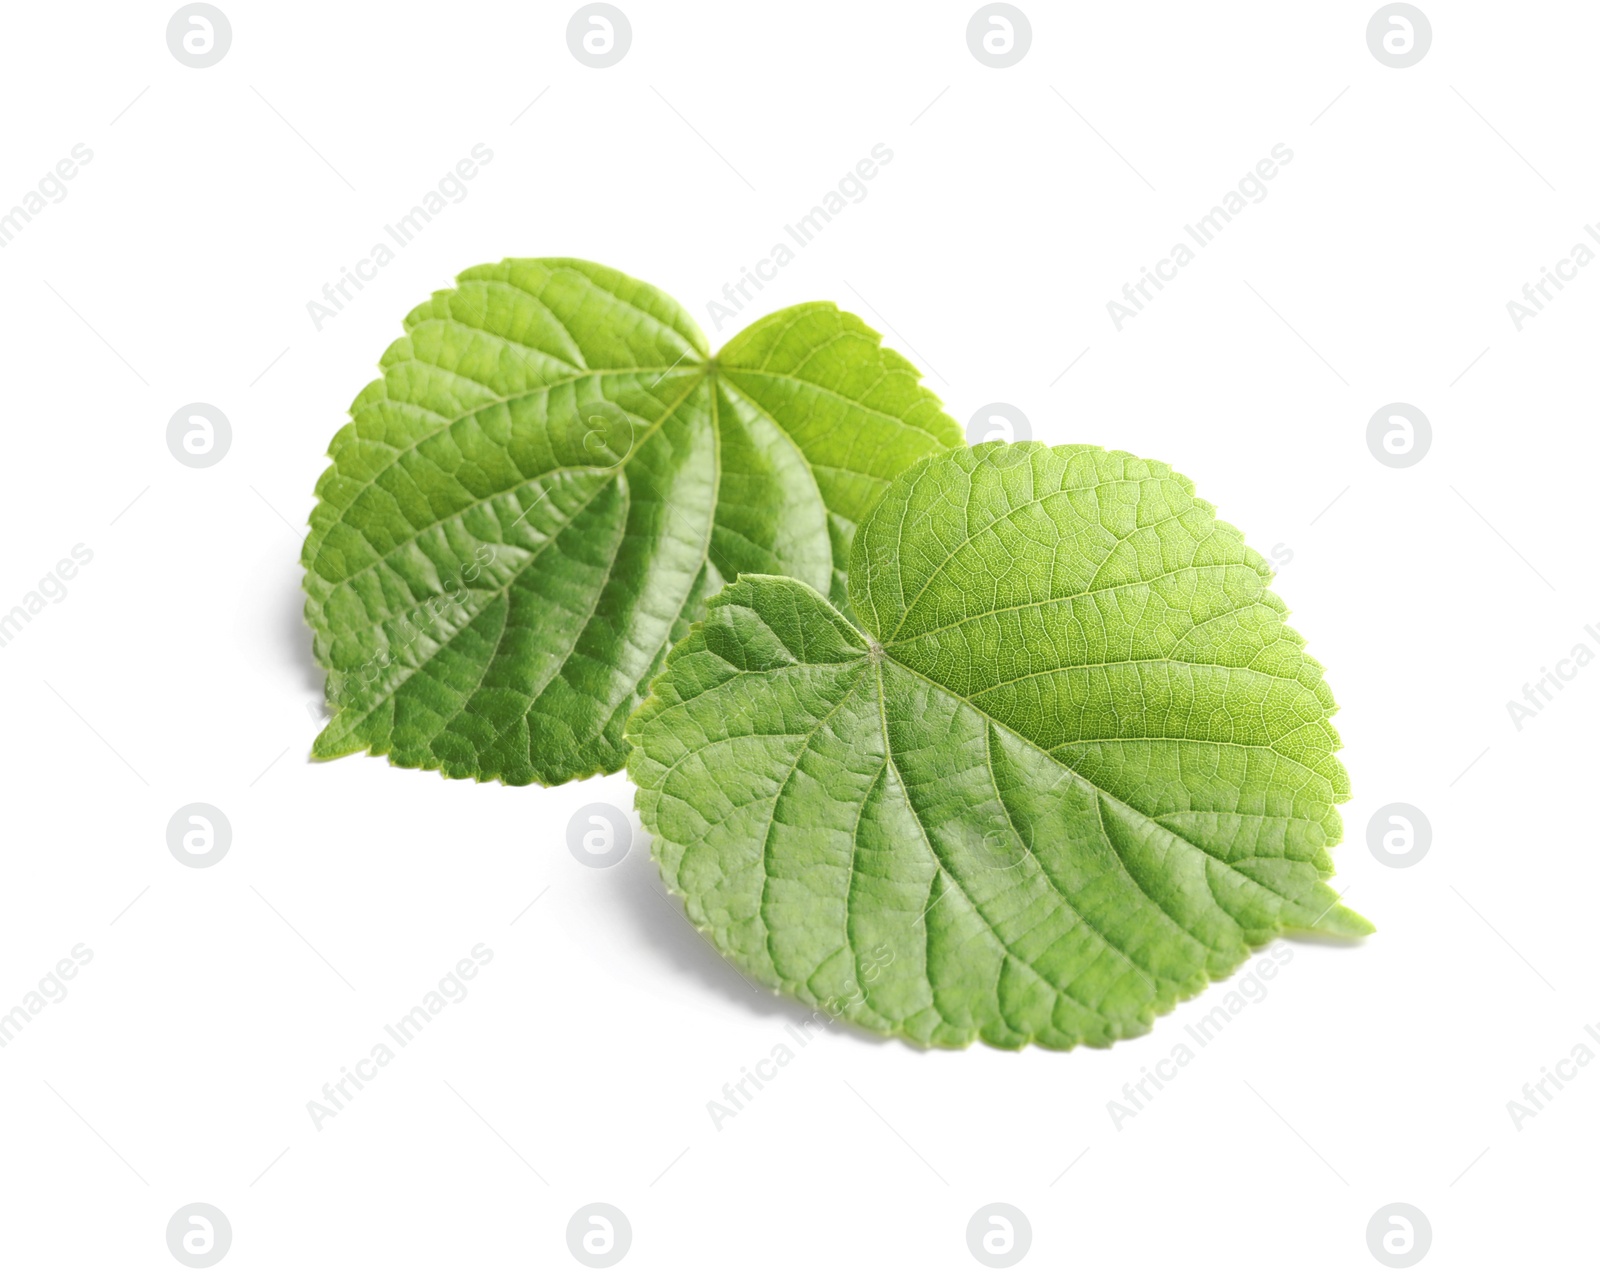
[1,1,1594,1268]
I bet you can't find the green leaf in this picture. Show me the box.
[627,443,1370,1051]
[302,258,958,786]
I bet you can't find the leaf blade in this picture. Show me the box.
[629,445,1369,1051]
[302,260,955,785]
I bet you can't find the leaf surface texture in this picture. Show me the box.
[629,444,1369,1050]
[302,259,957,785]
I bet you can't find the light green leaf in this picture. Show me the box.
[302,258,958,786]
[627,443,1370,1051]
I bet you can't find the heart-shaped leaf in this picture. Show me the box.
[628,443,1370,1050]
[302,259,958,786]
